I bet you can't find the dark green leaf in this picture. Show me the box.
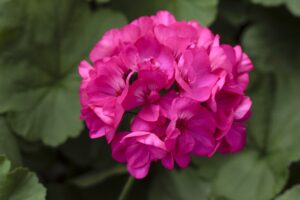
[251,0,300,16]
[0,155,46,200]
[242,10,300,72]
[276,185,300,200]
[213,151,288,200]
[113,0,218,26]
[0,0,127,146]
[148,168,210,200]
[0,117,21,166]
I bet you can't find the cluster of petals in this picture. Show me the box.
[79,11,253,179]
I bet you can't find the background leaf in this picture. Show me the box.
[242,10,300,72]
[0,0,127,146]
[148,168,210,200]
[276,185,300,200]
[251,0,300,16]
[0,117,21,166]
[0,155,46,200]
[113,0,218,26]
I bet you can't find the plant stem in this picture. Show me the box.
[118,176,135,200]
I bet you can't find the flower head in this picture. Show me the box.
[79,10,253,179]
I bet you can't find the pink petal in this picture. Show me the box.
[126,144,151,168]
[191,134,216,157]
[131,116,156,132]
[111,132,130,163]
[234,96,252,120]
[128,162,151,179]
[162,153,174,170]
[138,104,160,122]
[175,154,191,168]
[131,16,154,36]
[219,123,246,153]
[78,60,93,79]
[90,29,120,62]
[176,48,218,102]
[154,22,198,54]
[152,10,176,25]
[177,134,195,155]
[122,131,166,150]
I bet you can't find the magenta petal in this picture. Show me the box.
[165,126,180,151]
[154,22,198,54]
[122,80,146,110]
[159,91,178,118]
[138,104,160,122]
[196,27,215,49]
[111,132,130,163]
[219,123,246,153]
[131,16,154,36]
[234,46,254,74]
[162,154,174,170]
[120,45,139,71]
[177,134,195,155]
[176,48,218,102]
[150,147,167,160]
[89,125,107,139]
[192,134,216,156]
[131,116,155,132]
[126,144,151,168]
[119,23,141,44]
[122,131,166,150]
[153,10,176,25]
[175,154,191,168]
[78,60,93,79]
[89,29,120,62]
[128,162,151,179]
[234,96,252,120]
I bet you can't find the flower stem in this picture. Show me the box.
[118,176,135,200]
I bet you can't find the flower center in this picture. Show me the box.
[176,118,187,132]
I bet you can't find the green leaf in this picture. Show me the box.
[247,73,274,150]
[276,185,300,200]
[250,0,300,17]
[0,0,127,146]
[286,0,300,16]
[213,151,288,200]
[267,72,300,167]
[242,11,300,72]
[0,117,21,166]
[0,155,46,200]
[167,0,219,26]
[192,154,230,182]
[148,168,210,200]
[113,0,218,26]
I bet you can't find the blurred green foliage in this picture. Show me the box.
[0,0,300,199]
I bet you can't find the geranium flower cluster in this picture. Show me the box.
[79,11,253,179]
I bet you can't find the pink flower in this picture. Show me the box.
[112,131,166,179]
[161,96,217,169]
[214,93,252,153]
[176,47,218,102]
[79,10,253,178]
[79,58,132,142]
